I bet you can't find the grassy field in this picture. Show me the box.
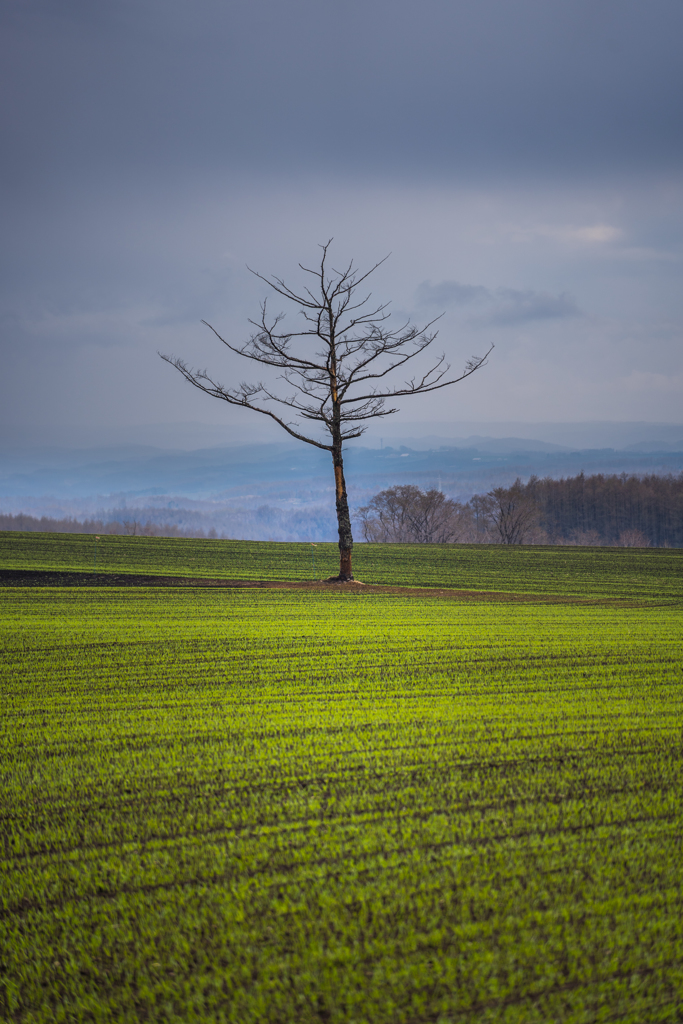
[2,529,683,599]
[1,537,682,1022]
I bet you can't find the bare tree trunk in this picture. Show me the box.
[332,442,353,580]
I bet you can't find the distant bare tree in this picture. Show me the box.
[478,481,541,545]
[558,529,601,546]
[617,529,651,548]
[357,485,470,543]
[161,242,491,580]
[468,493,495,542]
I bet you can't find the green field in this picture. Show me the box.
[1,536,682,1022]
[2,530,683,599]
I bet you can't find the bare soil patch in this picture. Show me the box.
[0,568,640,605]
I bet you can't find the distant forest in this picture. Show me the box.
[526,472,683,547]
[0,514,217,539]
[358,472,683,548]
[0,506,333,544]
[1,472,682,547]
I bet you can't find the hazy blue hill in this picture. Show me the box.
[624,439,683,452]
[0,441,681,513]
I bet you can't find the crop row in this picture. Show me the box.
[2,530,683,599]
[1,587,682,1022]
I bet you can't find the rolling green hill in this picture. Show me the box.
[2,530,682,600]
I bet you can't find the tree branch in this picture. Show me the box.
[340,344,494,403]
[158,354,333,451]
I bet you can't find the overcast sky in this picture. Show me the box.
[2,0,682,448]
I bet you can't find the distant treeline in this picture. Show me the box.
[0,505,337,542]
[527,472,683,547]
[0,514,215,538]
[358,472,683,547]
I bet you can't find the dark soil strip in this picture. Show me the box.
[0,568,296,589]
[0,567,645,605]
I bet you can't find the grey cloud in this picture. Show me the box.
[488,289,581,326]
[1,0,682,190]
[416,280,581,325]
[415,281,489,307]
[1,1,682,437]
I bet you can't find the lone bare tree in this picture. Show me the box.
[161,243,492,580]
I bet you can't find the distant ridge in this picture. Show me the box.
[3,420,683,452]
[373,436,570,454]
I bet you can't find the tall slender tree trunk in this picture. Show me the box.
[332,443,353,580]
[329,354,354,580]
